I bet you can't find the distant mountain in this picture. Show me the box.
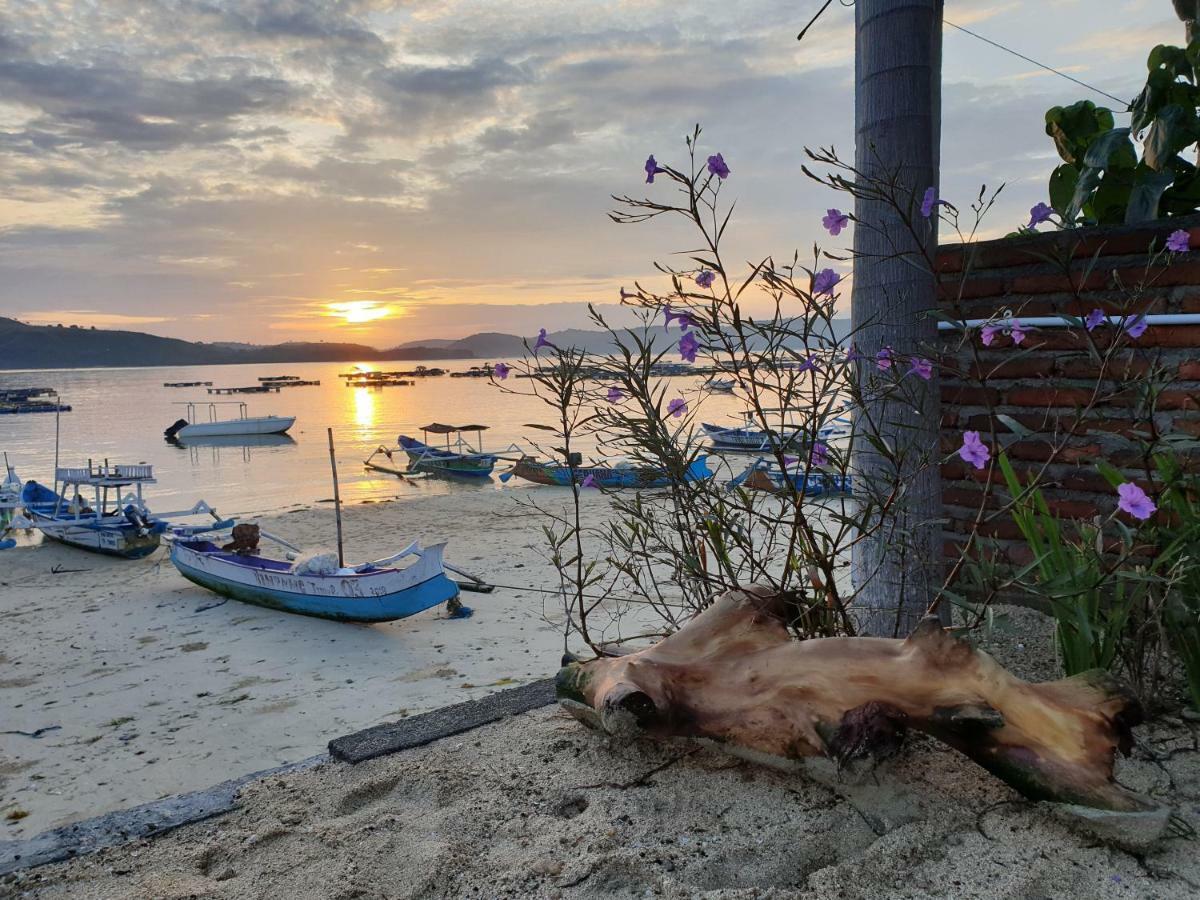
[0,316,851,371]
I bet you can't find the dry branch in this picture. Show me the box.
[557,586,1158,815]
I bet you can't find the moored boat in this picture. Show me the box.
[0,454,20,523]
[168,525,462,623]
[501,455,712,488]
[728,458,853,496]
[702,409,850,453]
[164,401,294,440]
[395,424,498,478]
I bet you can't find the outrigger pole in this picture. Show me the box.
[327,427,345,567]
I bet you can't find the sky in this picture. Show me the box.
[0,0,1183,347]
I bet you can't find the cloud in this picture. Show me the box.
[18,309,172,327]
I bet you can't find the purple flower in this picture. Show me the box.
[1028,202,1053,228]
[663,307,697,332]
[1117,482,1156,520]
[706,153,730,180]
[1085,309,1105,332]
[1167,228,1191,253]
[695,269,716,288]
[493,362,510,380]
[812,268,841,296]
[822,208,850,236]
[534,328,556,353]
[679,331,700,363]
[668,398,687,418]
[607,386,623,403]
[810,441,829,467]
[876,347,893,371]
[1010,319,1027,346]
[920,187,937,218]
[1124,314,1148,339]
[909,357,933,380]
[581,473,597,489]
[959,431,990,470]
[644,155,662,184]
[981,323,1002,347]
[845,344,861,363]
[797,356,819,373]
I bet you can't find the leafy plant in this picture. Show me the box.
[1045,40,1200,224]
[998,453,1142,676]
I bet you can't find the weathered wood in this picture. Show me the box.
[558,587,1156,815]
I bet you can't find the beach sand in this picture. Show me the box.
[0,487,638,841]
[9,660,1199,898]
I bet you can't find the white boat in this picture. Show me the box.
[703,377,737,393]
[165,401,294,440]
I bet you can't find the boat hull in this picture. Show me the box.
[169,540,460,623]
[506,456,711,489]
[27,510,163,558]
[176,416,295,438]
[397,436,496,478]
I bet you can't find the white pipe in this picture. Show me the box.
[937,313,1200,330]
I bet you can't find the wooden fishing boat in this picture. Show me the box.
[21,463,169,558]
[395,424,498,478]
[164,401,294,440]
[501,455,712,488]
[168,526,462,623]
[0,455,20,526]
[728,458,852,496]
[702,377,737,393]
[702,409,850,453]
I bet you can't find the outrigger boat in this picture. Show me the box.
[1,454,20,521]
[702,409,850,453]
[168,525,464,623]
[728,458,853,496]
[395,424,498,478]
[702,377,737,393]
[501,455,712,488]
[164,401,294,441]
[20,462,223,559]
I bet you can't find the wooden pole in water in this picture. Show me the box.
[327,427,344,567]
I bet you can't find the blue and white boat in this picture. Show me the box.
[702,409,850,453]
[21,463,169,559]
[728,458,853,496]
[1,455,20,523]
[394,424,499,478]
[168,527,462,623]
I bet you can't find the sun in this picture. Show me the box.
[326,301,392,325]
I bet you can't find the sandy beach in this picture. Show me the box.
[8,615,1199,899]
[0,488,634,841]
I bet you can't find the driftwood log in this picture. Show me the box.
[557,587,1156,815]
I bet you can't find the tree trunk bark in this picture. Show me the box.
[851,0,946,636]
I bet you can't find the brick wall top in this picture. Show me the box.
[936,212,1200,276]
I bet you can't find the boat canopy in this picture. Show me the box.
[55,463,155,486]
[420,423,489,434]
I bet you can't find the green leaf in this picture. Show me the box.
[1143,104,1197,170]
[1045,101,1115,165]
[1049,164,1080,216]
[1083,128,1135,169]
[1092,167,1134,224]
[1125,164,1177,223]
[1148,44,1192,82]
[1067,165,1102,221]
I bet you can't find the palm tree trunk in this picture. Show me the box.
[851,0,946,636]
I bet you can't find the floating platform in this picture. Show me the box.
[163,381,213,388]
[206,385,282,395]
[0,403,71,415]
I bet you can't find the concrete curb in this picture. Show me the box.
[0,678,558,876]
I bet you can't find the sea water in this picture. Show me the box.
[0,360,748,518]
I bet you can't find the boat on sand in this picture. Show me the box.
[500,455,712,488]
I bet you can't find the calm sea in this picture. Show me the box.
[0,360,746,518]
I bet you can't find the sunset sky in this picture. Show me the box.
[0,1,1181,346]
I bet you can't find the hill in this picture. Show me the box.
[0,316,851,371]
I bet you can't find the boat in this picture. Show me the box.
[702,409,850,453]
[164,401,294,440]
[21,463,169,558]
[729,458,853,496]
[501,455,712,488]
[163,381,213,388]
[390,424,499,478]
[0,454,20,524]
[703,377,737,393]
[168,522,463,622]
[0,387,70,415]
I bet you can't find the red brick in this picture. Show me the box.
[1010,270,1110,294]
[939,277,1006,302]
[1007,387,1099,408]
[1154,390,1199,411]
[1046,499,1102,519]
[1137,325,1200,348]
[941,385,1000,406]
[1113,260,1200,289]
[943,486,999,509]
[1173,418,1200,436]
[969,357,1055,380]
[1005,441,1103,463]
[1058,470,1119,493]
[1056,356,1152,380]
[1179,360,1200,380]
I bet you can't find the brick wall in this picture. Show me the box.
[937,214,1200,564]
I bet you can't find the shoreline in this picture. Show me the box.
[0,489,626,840]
